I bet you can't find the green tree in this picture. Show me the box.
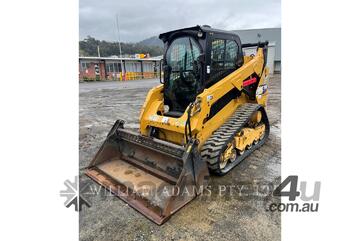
[79,36,164,57]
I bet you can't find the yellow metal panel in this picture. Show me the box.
[139,47,269,147]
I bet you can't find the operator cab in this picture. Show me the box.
[159,25,244,117]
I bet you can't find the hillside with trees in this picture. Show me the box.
[79,36,164,57]
[138,36,163,48]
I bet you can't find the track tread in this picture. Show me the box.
[200,103,270,175]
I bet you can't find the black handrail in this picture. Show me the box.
[242,41,269,48]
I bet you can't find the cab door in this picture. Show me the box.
[205,33,241,88]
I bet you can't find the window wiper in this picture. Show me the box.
[189,37,199,78]
[184,51,187,70]
[189,37,195,61]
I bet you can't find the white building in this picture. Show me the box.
[234,28,281,73]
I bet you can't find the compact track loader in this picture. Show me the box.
[86,25,270,224]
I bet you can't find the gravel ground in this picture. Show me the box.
[79,74,281,241]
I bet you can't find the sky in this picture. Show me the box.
[80,0,281,42]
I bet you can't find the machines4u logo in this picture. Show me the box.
[267,176,321,212]
[60,176,91,212]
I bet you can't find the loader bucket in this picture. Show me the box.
[85,120,209,225]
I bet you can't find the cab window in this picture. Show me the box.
[209,39,239,86]
[225,40,238,67]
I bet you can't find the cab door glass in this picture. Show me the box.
[209,39,239,85]
[225,40,238,68]
[211,39,225,68]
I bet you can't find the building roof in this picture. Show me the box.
[233,28,281,61]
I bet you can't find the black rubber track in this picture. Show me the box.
[200,103,270,175]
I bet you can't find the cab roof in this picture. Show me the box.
[158,25,239,43]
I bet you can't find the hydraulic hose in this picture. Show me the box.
[185,102,194,144]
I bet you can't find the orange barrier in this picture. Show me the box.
[119,72,161,81]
